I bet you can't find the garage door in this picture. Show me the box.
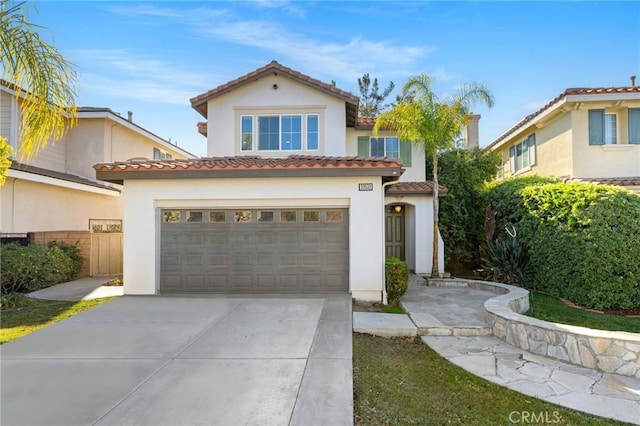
[159,208,349,294]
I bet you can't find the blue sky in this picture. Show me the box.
[29,1,640,157]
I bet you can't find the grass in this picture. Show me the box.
[526,291,640,333]
[353,333,626,426]
[0,296,112,344]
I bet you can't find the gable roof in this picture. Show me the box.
[94,155,403,184]
[190,61,359,126]
[487,86,640,151]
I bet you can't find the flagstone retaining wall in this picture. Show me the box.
[428,278,640,380]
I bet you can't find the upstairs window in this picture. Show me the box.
[509,134,536,173]
[357,135,412,166]
[241,114,318,151]
[628,108,640,144]
[153,147,172,160]
[589,109,617,145]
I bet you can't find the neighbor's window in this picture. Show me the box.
[153,147,172,160]
[589,109,618,145]
[629,108,640,144]
[241,116,253,151]
[370,137,400,158]
[509,134,536,174]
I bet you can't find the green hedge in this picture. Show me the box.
[487,177,640,309]
[385,257,409,304]
[0,243,82,294]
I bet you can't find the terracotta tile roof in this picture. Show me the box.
[487,86,640,151]
[567,176,640,187]
[356,117,377,128]
[190,61,359,126]
[386,181,448,196]
[11,161,120,192]
[94,155,404,184]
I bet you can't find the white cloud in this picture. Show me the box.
[71,49,215,105]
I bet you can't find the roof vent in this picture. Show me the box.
[127,111,133,122]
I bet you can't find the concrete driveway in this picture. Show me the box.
[1,295,353,426]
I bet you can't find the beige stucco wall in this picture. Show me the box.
[205,75,347,157]
[0,177,122,233]
[121,176,387,301]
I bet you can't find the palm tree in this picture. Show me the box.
[375,75,494,277]
[0,0,78,165]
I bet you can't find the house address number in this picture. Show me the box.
[358,183,374,191]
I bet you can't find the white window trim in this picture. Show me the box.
[603,112,618,145]
[509,135,536,174]
[306,114,320,151]
[240,115,253,152]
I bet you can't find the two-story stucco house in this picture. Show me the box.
[486,83,640,192]
[95,61,445,301]
[0,81,194,275]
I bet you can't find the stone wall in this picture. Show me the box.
[30,231,91,278]
[428,278,640,380]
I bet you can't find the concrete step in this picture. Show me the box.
[418,325,492,337]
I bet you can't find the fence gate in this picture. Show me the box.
[91,233,123,277]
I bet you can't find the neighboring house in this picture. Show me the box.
[95,61,445,302]
[486,83,640,192]
[0,81,195,276]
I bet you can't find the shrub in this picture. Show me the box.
[385,257,409,304]
[481,230,528,286]
[47,241,84,281]
[0,243,74,294]
[426,148,501,270]
[487,178,640,310]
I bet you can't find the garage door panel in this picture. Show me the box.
[160,208,348,294]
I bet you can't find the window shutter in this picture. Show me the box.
[399,141,412,166]
[509,146,516,173]
[629,108,640,144]
[528,134,536,165]
[357,136,370,156]
[588,109,604,145]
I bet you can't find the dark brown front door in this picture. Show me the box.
[385,205,405,260]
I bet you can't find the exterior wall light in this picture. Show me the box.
[394,205,403,213]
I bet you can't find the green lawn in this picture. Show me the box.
[353,333,626,425]
[1,297,112,344]
[526,291,640,333]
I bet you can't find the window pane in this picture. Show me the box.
[163,211,181,223]
[326,210,343,222]
[303,211,320,222]
[385,137,400,158]
[235,211,252,223]
[281,115,302,150]
[280,211,297,222]
[209,211,226,222]
[258,211,274,222]
[604,114,617,145]
[258,116,279,150]
[307,115,319,150]
[522,142,530,167]
[515,143,523,171]
[241,116,253,151]
[187,211,203,223]
[370,138,384,157]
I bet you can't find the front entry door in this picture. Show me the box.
[385,205,405,260]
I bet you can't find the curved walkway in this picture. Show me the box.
[353,276,640,424]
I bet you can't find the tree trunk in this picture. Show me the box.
[431,150,440,277]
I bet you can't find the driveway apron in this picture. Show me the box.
[0,295,353,426]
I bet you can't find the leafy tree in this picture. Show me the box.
[357,73,394,117]
[375,75,494,276]
[0,137,11,185]
[0,0,78,169]
[425,148,500,270]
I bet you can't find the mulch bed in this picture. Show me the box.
[561,298,640,317]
